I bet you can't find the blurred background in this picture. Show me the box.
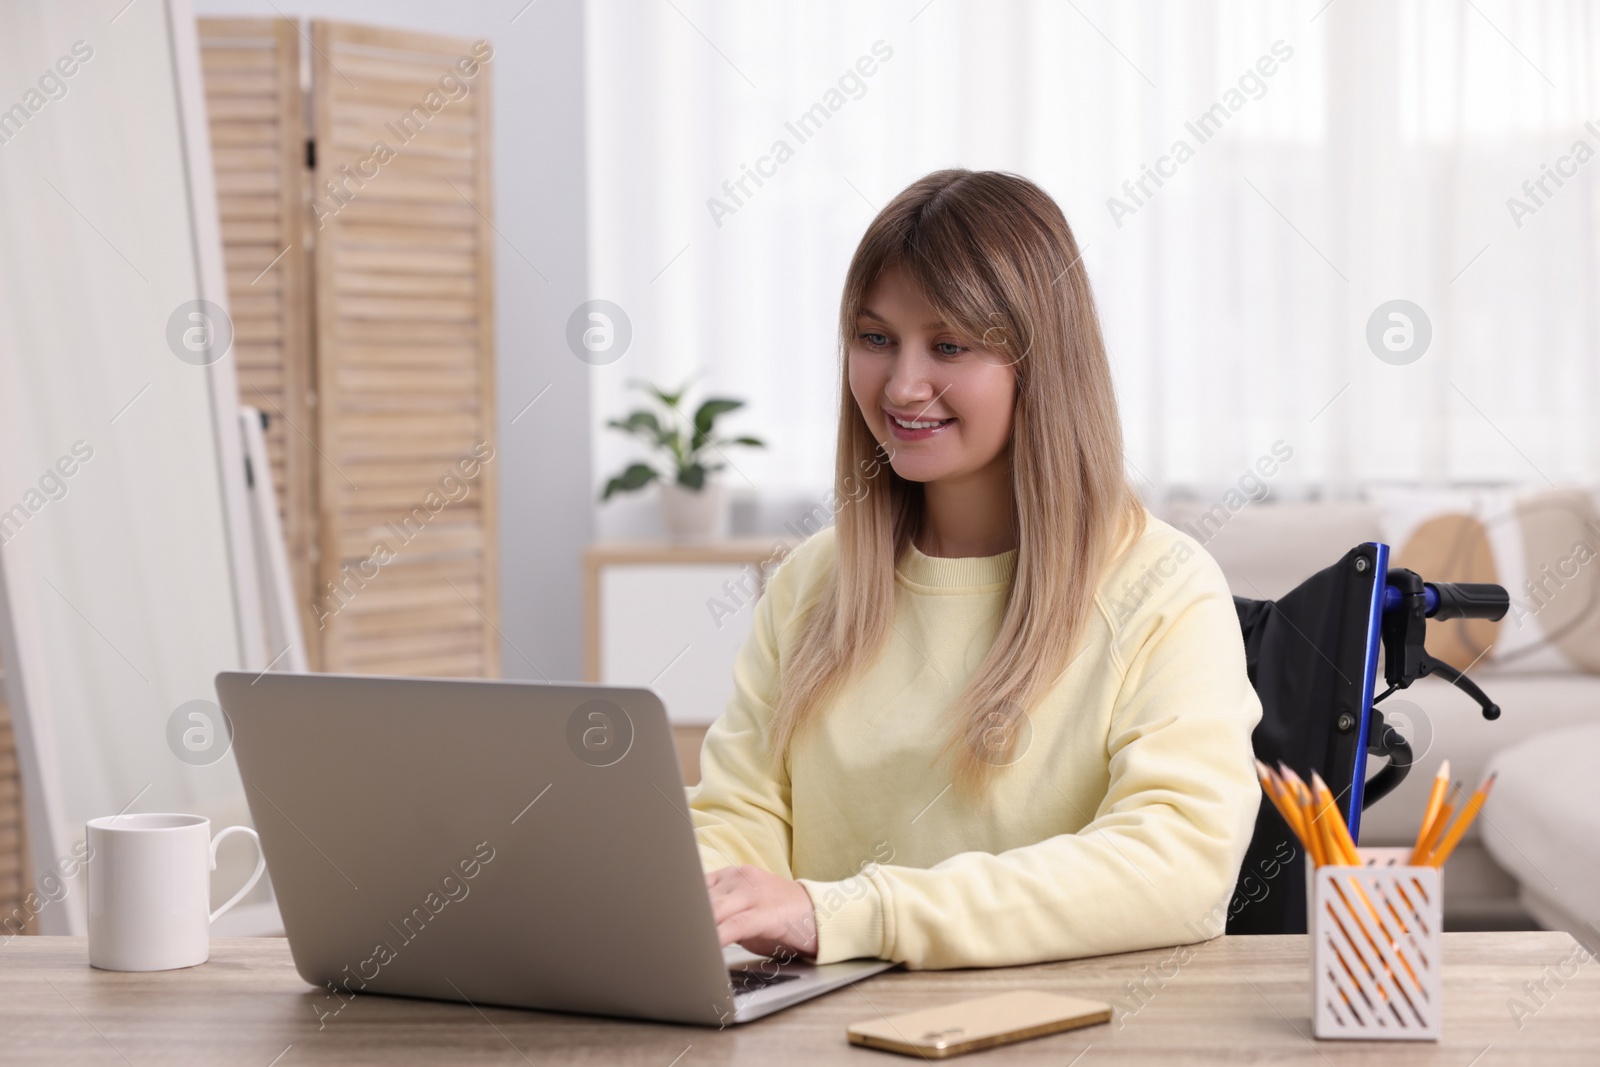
[1,0,1596,940]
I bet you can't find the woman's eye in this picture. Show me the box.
[860,332,890,348]
[935,342,966,357]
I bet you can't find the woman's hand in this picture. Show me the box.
[705,865,819,960]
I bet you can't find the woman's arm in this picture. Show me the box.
[795,548,1264,969]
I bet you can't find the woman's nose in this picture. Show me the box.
[885,350,935,405]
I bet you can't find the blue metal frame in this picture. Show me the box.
[1346,541,1390,840]
[1384,583,1441,616]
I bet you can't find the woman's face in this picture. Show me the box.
[848,263,1018,485]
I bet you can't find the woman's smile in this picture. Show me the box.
[884,407,957,441]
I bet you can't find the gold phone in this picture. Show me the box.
[846,989,1111,1059]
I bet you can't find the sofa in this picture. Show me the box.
[1479,724,1600,950]
[1156,487,1600,931]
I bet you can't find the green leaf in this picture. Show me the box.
[606,410,663,440]
[606,378,753,479]
[661,426,684,462]
[692,398,744,442]
[601,462,659,500]
[632,377,689,410]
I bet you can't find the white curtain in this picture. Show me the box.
[585,0,1600,530]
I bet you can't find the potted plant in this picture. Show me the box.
[599,378,765,541]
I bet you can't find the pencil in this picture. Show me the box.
[1256,760,1321,866]
[1330,806,1355,864]
[1256,760,1304,838]
[1409,759,1450,864]
[1416,783,1461,863]
[1276,760,1302,791]
[1427,772,1497,867]
[1316,807,1345,867]
[1280,764,1325,866]
[1311,771,1360,865]
[1255,761,1289,823]
[1254,760,1285,814]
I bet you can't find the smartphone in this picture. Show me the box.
[846,989,1111,1058]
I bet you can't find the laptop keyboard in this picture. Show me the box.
[729,967,801,997]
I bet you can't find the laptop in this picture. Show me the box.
[214,671,896,1026]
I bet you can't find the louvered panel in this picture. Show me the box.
[343,565,485,611]
[209,122,278,147]
[337,273,476,298]
[338,604,486,638]
[311,21,498,678]
[335,324,480,347]
[337,458,486,484]
[228,268,283,294]
[334,247,476,275]
[343,631,486,667]
[199,18,320,668]
[201,48,275,73]
[336,520,484,552]
[334,525,484,562]
[234,318,285,346]
[338,346,480,369]
[335,223,476,246]
[335,391,483,415]
[323,141,479,178]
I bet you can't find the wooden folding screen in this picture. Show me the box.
[198,18,318,663]
[0,663,22,931]
[308,22,498,678]
[201,19,498,678]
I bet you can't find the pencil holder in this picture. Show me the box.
[1306,846,1441,1041]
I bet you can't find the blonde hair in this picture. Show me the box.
[769,168,1147,794]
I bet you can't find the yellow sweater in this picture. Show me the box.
[687,509,1263,969]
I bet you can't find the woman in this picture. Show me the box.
[689,168,1262,970]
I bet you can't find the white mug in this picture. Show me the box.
[86,813,266,971]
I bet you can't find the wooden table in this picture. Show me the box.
[3,934,1596,1064]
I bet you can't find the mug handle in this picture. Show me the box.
[209,826,267,924]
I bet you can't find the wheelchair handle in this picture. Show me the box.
[1425,581,1509,622]
[1380,581,1509,621]
[1377,568,1507,730]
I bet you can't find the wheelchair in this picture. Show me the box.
[1224,540,1510,935]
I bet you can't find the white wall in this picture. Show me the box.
[192,0,593,682]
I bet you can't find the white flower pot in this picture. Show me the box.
[660,479,728,542]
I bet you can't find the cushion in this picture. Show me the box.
[1480,724,1600,940]
[1365,484,1600,674]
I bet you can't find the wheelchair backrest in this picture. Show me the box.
[1225,542,1388,935]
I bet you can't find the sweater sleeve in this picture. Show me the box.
[795,543,1264,968]
[685,552,797,879]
